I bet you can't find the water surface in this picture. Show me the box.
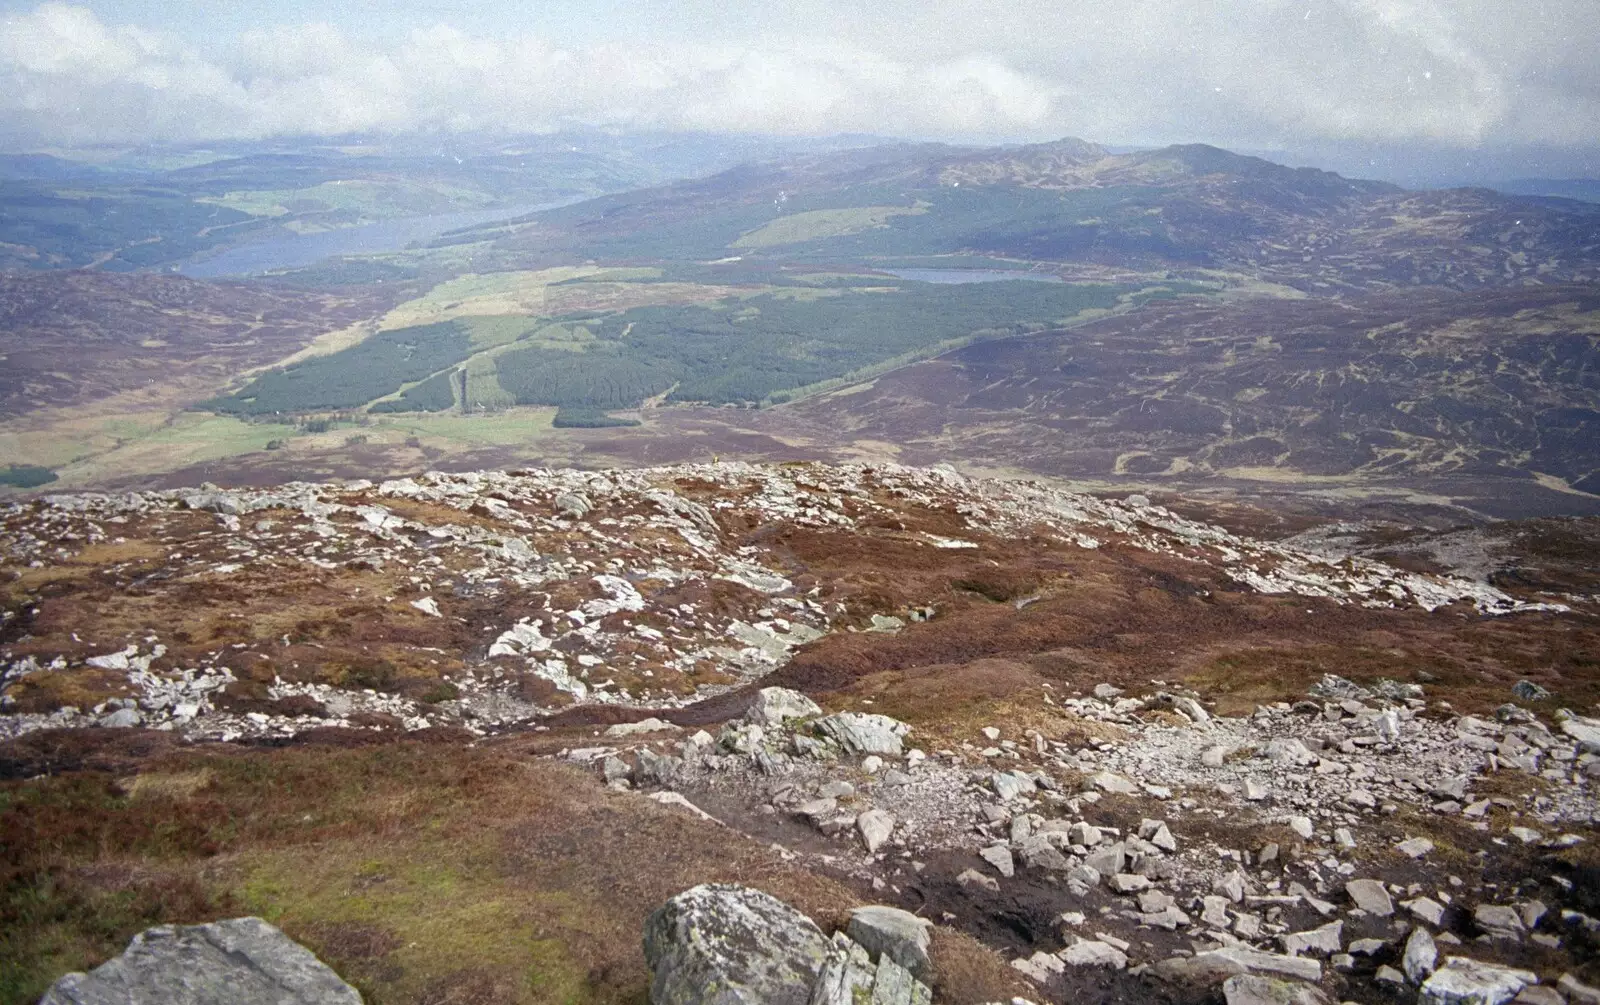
[178,201,567,278]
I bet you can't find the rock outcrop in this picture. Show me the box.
[643,886,934,1005]
[643,884,829,1005]
[39,917,360,1005]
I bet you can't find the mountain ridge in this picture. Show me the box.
[449,136,1599,291]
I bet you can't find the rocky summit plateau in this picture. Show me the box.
[3,460,1598,1005]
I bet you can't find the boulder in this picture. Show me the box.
[1474,905,1526,941]
[979,844,1015,878]
[1222,974,1331,1005]
[856,810,896,853]
[1061,940,1127,969]
[846,905,933,982]
[991,770,1037,801]
[1280,921,1341,957]
[745,688,823,728]
[1087,771,1139,794]
[1194,947,1322,982]
[643,884,829,1005]
[39,917,360,1005]
[1559,715,1600,753]
[1345,879,1394,917]
[1404,927,1438,985]
[1558,975,1600,1005]
[814,713,909,756]
[1420,957,1538,1005]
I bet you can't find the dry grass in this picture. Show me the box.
[0,734,1020,1005]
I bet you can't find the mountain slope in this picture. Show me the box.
[2,462,1596,1004]
[450,138,1600,291]
[756,284,1600,511]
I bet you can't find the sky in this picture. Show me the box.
[1,0,1596,181]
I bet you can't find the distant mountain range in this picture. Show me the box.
[0,132,882,272]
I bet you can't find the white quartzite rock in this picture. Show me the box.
[1404,927,1439,985]
[856,810,896,853]
[980,844,1015,878]
[1060,940,1127,969]
[1559,715,1600,754]
[1281,921,1342,957]
[745,688,824,727]
[1088,771,1140,795]
[814,713,910,756]
[1345,879,1394,917]
[1420,958,1538,1005]
[1194,947,1322,982]
[1558,975,1600,1005]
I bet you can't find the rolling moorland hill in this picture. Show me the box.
[0,131,879,273]
[710,283,1600,518]
[450,138,1600,292]
[1,461,1598,1004]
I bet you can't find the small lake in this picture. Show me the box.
[178,201,571,278]
[881,268,1065,284]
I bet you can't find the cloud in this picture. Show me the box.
[0,0,1595,152]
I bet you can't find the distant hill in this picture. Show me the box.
[0,133,880,272]
[1490,178,1600,203]
[766,283,1600,516]
[0,154,121,183]
[448,138,1600,292]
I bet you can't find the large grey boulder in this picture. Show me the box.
[643,884,830,1005]
[745,688,823,728]
[846,905,933,982]
[1223,974,1331,1005]
[39,917,360,1005]
[813,713,909,756]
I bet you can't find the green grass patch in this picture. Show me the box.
[731,205,926,248]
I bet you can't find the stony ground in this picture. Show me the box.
[2,461,1597,1004]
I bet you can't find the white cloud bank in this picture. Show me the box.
[0,0,1595,150]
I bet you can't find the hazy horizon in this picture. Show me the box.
[1,0,1596,186]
